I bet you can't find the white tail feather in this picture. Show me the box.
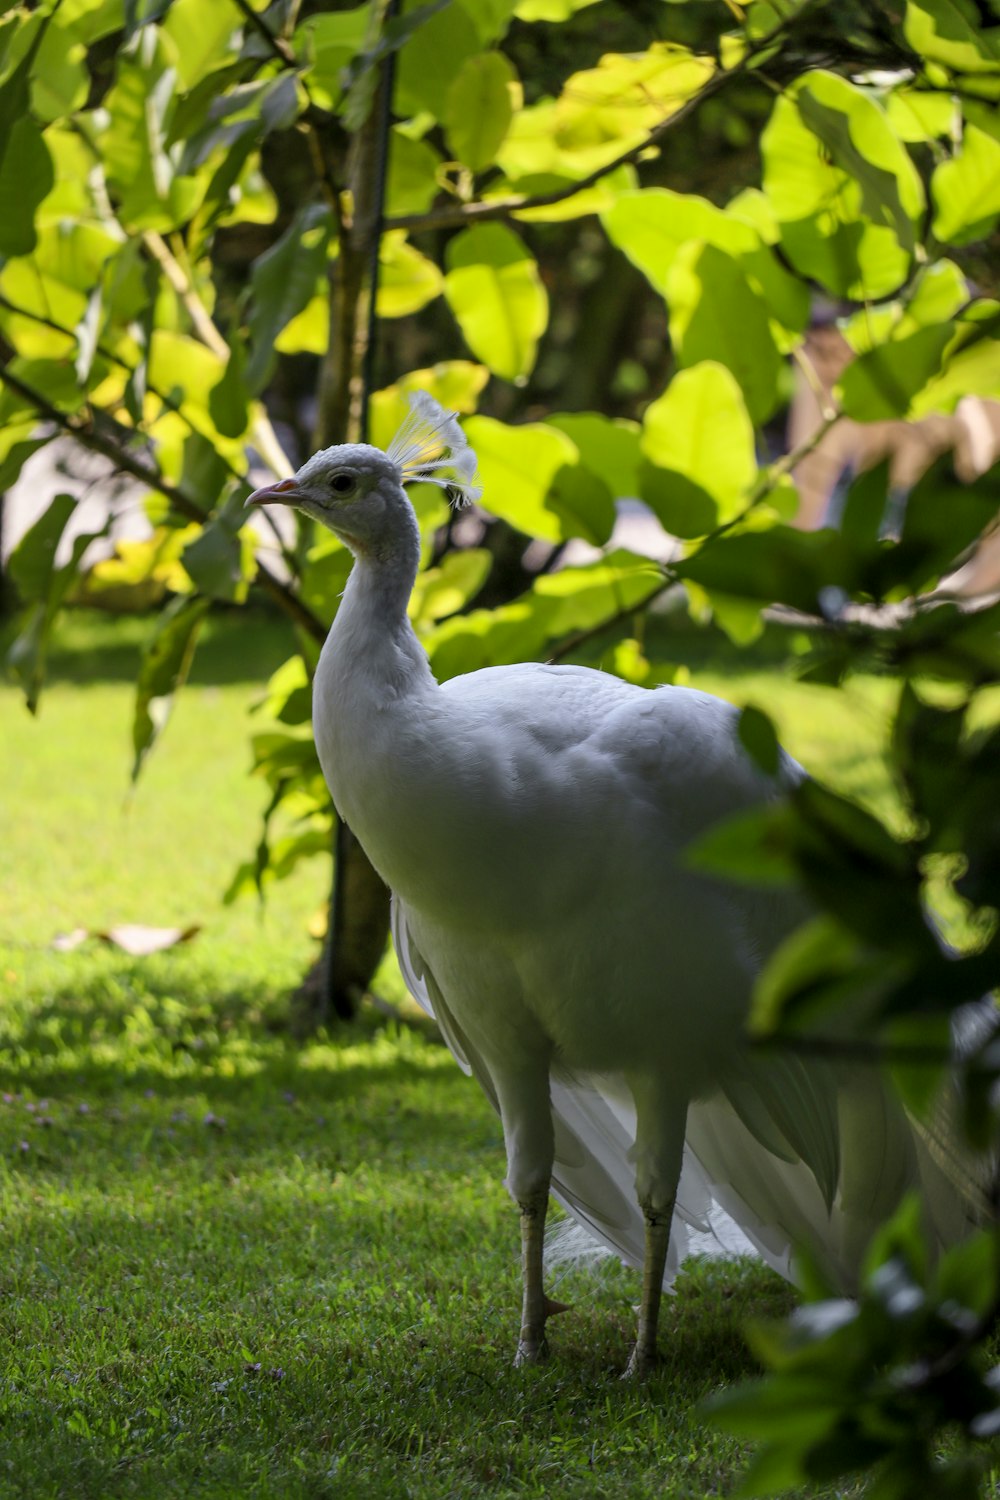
[386,390,482,507]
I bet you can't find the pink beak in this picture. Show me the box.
[244,476,300,508]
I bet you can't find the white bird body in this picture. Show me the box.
[249,396,988,1373]
[316,594,795,1090]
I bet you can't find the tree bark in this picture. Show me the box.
[299,58,394,1031]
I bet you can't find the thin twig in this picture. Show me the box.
[141,231,293,481]
[230,0,296,67]
[548,575,675,664]
[0,291,299,577]
[0,366,326,643]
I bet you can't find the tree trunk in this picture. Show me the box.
[297,56,394,1031]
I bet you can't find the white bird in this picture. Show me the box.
[248,394,988,1376]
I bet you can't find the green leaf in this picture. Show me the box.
[386,127,443,218]
[751,915,866,1034]
[6,494,106,712]
[161,0,239,88]
[666,243,783,425]
[545,462,615,546]
[796,84,922,255]
[294,5,369,109]
[394,0,481,119]
[444,52,517,172]
[885,87,954,143]
[677,526,853,612]
[932,125,1000,244]
[640,363,756,537]
[376,233,443,318]
[132,595,211,781]
[425,549,657,679]
[762,72,924,299]
[100,27,203,231]
[904,0,1000,75]
[515,0,600,16]
[0,116,53,256]
[247,203,332,392]
[546,412,641,499]
[603,187,759,297]
[409,548,492,629]
[181,489,257,604]
[208,332,250,441]
[686,804,797,889]
[739,704,781,775]
[837,323,956,421]
[463,415,576,540]
[7,492,76,603]
[444,223,548,383]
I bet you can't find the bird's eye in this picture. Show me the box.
[330,472,357,496]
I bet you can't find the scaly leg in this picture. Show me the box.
[622,1072,687,1379]
[624,1208,673,1379]
[516,1192,549,1364]
[489,1048,567,1367]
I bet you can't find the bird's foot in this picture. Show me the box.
[514,1333,549,1367]
[622,1342,659,1381]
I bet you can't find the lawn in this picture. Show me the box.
[0,604,892,1499]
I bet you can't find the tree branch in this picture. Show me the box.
[230,0,297,68]
[547,575,674,664]
[0,366,327,643]
[386,4,815,234]
[0,291,299,578]
[141,230,294,481]
[229,0,345,210]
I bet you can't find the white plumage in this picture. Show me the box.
[248,395,987,1375]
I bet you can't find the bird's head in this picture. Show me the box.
[245,392,481,555]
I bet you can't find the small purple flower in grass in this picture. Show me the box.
[18,1141,29,1153]
[203,1111,226,1130]
[77,1102,90,1115]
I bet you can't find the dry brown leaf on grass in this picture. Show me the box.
[50,925,201,955]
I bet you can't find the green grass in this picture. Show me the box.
[0,605,895,1498]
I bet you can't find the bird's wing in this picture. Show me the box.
[395,894,990,1292]
[392,894,782,1287]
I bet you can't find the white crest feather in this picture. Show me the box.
[385,391,482,508]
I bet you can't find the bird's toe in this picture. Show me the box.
[514,1334,549,1367]
[621,1342,659,1381]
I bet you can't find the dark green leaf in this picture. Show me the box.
[247,203,332,393]
[7,492,76,602]
[132,595,211,781]
[738,704,781,776]
[0,117,53,255]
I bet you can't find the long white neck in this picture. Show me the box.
[324,488,434,699]
[312,488,438,847]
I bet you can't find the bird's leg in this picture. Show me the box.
[624,1206,673,1380]
[490,1048,559,1367]
[516,1191,549,1365]
[623,1073,687,1380]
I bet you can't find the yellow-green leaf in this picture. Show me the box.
[444,52,518,172]
[932,125,1000,243]
[640,363,756,537]
[376,233,444,318]
[444,223,547,382]
[463,415,576,540]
